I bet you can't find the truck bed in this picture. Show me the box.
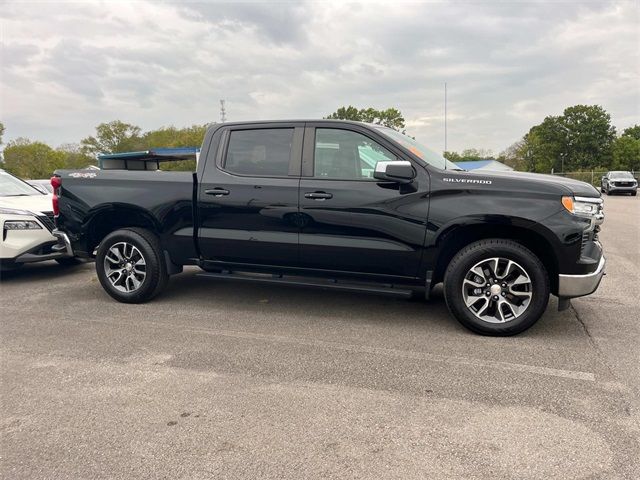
[54,169,196,263]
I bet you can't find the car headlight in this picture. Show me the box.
[0,207,33,216]
[3,220,42,230]
[562,196,604,218]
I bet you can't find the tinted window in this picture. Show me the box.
[225,129,293,176]
[314,129,397,180]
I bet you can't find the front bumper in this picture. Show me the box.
[1,216,72,264]
[608,184,637,192]
[558,255,606,298]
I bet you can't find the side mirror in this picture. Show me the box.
[374,161,415,184]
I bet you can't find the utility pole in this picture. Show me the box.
[444,82,448,154]
[220,99,227,123]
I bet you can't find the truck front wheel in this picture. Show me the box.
[95,228,169,303]
[444,239,550,336]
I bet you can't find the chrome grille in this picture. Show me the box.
[37,211,55,231]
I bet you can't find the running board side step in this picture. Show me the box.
[197,271,417,298]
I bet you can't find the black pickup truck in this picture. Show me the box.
[52,120,605,335]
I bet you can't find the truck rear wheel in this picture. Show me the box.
[444,239,549,336]
[95,228,169,303]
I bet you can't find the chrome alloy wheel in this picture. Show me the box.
[103,242,147,293]
[461,257,533,324]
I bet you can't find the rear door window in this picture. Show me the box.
[224,129,294,177]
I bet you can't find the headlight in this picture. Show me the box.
[3,220,42,230]
[562,196,604,217]
[0,207,33,215]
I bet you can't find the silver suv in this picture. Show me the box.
[601,171,637,196]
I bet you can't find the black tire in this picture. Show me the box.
[631,191,637,196]
[443,239,549,336]
[95,228,169,303]
[55,257,84,266]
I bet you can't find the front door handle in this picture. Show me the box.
[304,191,333,200]
[205,188,230,197]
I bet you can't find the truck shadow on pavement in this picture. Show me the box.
[1,264,567,337]
[153,267,542,335]
[152,268,572,338]
[0,260,94,283]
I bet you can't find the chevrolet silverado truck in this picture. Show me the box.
[51,120,605,336]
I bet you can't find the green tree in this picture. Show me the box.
[444,148,495,163]
[559,105,616,170]
[526,116,565,173]
[498,139,528,171]
[326,106,362,122]
[461,148,494,161]
[621,125,640,141]
[80,120,143,156]
[326,106,406,131]
[58,143,96,169]
[611,135,640,171]
[443,151,462,162]
[516,105,616,173]
[140,124,207,171]
[2,139,66,179]
[2,139,98,179]
[141,125,207,149]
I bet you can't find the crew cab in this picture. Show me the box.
[51,120,606,335]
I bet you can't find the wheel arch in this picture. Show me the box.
[84,204,161,255]
[432,222,559,295]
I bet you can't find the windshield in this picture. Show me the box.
[0,170,43,197]
[609,171,634,180]
[374,126,461,170]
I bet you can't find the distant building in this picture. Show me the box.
[455,160,513,171]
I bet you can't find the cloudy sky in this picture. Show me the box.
[1,0,638,154]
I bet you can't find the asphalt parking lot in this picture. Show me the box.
[1,194,639,479]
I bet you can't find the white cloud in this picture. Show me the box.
[1,0,638,153]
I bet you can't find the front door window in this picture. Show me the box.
[314,128,397,180]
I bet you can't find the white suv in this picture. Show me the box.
[0,170,76,271]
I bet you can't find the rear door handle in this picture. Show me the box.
[204,188,230,197]
[304,191,333,200]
